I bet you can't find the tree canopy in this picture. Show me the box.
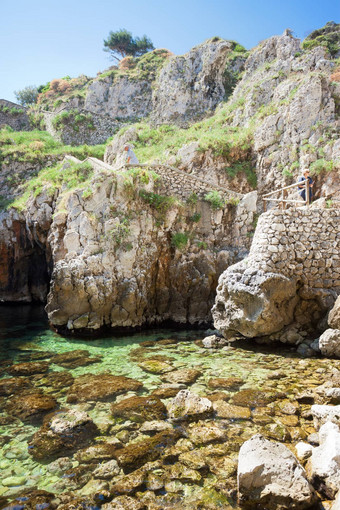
[103,29,154,61]
[14,85,39,106]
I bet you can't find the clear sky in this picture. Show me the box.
[1,0,339,103]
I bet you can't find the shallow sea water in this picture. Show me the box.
[0,304,336,508]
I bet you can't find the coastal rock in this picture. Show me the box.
[319,329,340,358]
[207,377,244,390]
[115,430,181,471]
[187,422,228,445]
[7,361,49,376]
[329,296,340,329]
[161,368,202,385]
[213,266,298,338]
[0,377,33,396]
[295,442,313,461]
[28,409,98,461]
[51,349,102,368]
[311,404,340,428]
[102,496,146,510]
[66,373,143,403]
[111,396,167,423]
[309,421,340,498]
[201,334,229,349]
[168,390,213,421]
[5,392,57,423]
[93,459,121,479]
[237,434,317,509]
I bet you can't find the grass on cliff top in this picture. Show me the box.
[0,128,106,163]
[8,160,94,212]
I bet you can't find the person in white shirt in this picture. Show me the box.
[124,144,139,164]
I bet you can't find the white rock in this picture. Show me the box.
[309,421,340,499]
[295,442,313,461]
[168,390,213,421]
[319,329,340,358]
[238,434,317,509]
[311,405,340,429]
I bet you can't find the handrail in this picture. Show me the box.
[263,178,311,211]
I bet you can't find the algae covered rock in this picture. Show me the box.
[7,361,49,376]
[5,392,57,423]
[111,396,167,423]
[238,434,318,509]
[0,377,33,396]
[28,409,98,461]
[115,430,181,471]
[51,349,102,368]
[138,359,174,374]
[161,368,202,385]
[168,389,213,421]
[66,373,143,403]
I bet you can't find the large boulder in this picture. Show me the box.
[319,329,340,358]
[66,373,143,403]
[237,434,318,509]
[308,421,340,499]
[329,296,340,329]
[212,265,298,338]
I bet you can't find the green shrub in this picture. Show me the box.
[139,189,178,215]
[107,218,130,249]
[310,159,335,174]
[171,232,189,251]
[187,212,201,222]
[204,190,224,210]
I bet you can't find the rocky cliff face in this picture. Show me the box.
[0,100,31,131]
[43,162,255,332]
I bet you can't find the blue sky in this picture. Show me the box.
[1,0,339,103]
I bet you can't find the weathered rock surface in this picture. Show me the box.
[151,40,232,125]
[7,361,49,376]
[161,368,202,385]
[168,390,213,421]
[66,373,143,403]
[43,166,252,331]
[28,409,98,461]
[237,434,318,509]
[5,392,57,423]
[311,404,340,428]
[111,396,167,423]
[308,421,340,498]
[319,329,340,358]
[0,99,31,131]
[329,295,340,329]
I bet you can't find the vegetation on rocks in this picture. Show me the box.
[302,21,340,57]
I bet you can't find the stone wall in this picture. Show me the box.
[0,99,31,131]
[43,108,124,146]
[213,207,340,340]
[149,164,243,201]
[249,208,340,292]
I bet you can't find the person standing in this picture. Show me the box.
[123,144,139,165]
[298,169,313,203]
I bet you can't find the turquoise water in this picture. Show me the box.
[0,304,334,507]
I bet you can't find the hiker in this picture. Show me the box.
[124,144,139,165]
[298,169,313,203]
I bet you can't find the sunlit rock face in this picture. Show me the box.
[213,208,340,341]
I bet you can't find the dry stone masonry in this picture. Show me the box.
[213,207,340,341]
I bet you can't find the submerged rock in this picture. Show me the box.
[208,377,244,390]
[161,368,202,385]
[28,409,98,461]
[7,361,49,376]
[238,434,318,509]
[111,396,167,423]
[115,430,181,471]
[102,495,146,509]
[51,349,102,368]
[66,373,143,403]
[5,392,57,423]
[0,377,33,396]
[168,390,213,421]
[138,359,174,374]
